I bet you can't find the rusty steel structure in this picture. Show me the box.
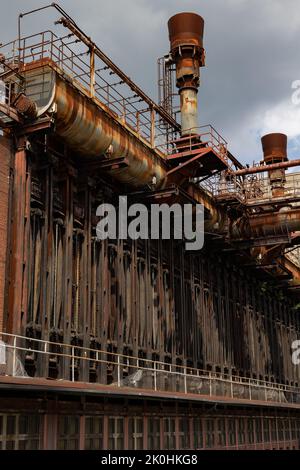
[1,4,300,450]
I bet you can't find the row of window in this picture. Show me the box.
[0,414,299,450]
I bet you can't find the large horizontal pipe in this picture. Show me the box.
[25,64,168,188]
[231,208,300,239]
[232,159,300,176]
[21,64,300,246]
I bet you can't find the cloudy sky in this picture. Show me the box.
[1,0,300,164]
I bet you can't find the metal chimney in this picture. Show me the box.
[261,133,288,196]
[168,12,205,136]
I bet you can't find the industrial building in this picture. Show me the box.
[0,3,300,450]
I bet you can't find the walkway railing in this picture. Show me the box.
[0,332,299,406]
[0,27,179,148]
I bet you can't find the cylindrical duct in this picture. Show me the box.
[168,12,205,136]
[261,132,288,197]
[180,88,198,136]
[261,133,287,164]
[168,12,204,51]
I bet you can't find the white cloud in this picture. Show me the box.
[260,98,300,139]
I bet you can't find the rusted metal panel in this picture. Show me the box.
[0,137,12,332]
[7,140,29,334]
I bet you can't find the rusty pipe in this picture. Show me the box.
[261,133,287,197]
[261,133,287,164]
[20,65,300,246]
[249,208,300,238]
[55,66,226,232]
[232,159,300,176]
[186,183,227,232]
[168,13,205,136]
[20,64,227,233]
[180,88,198,136]
[46,72,167,188]
[231,208,300,239]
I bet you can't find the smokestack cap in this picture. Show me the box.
[168,12,204,51]
[261,133,288,163]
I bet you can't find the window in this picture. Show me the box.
[148,418,160,450]
[255,418,262,443]
[0,414,41,450]
[277,419,284,441]
[283,419,290,442]
[217,418,226,448]
[85,416,103,450]
[18,415,40,450]
[228,419,236,447]
[163,418,176,450]
[178,418,189,449]
[128,417,143,450]
[263,418,270,443]
[108,417,124,450]
[247,418,255,445]
[238,418,246,446]
[57,416,79,450]
[291,419,297,440]
[297,420,300,439]
[270,418,277,442]
[6,415,17,450]
[205,419,215,449]
[193,418,203,449]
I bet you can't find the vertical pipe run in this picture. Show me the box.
[168,12,205,137]
[180,88,198,136]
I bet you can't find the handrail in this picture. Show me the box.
[1,28,178,147]
[16,3,180,129]
[0,331,299,405]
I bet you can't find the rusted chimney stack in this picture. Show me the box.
[261,133,288,197]
[168,12,205,136]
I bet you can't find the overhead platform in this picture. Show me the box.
[162,129,229,181]
[166,146,228,180]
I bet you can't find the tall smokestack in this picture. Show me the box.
[261,133,288,197]
[168,12,205,136]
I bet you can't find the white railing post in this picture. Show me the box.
[44,340,48,374]
[154,362,157,391]
[265,385,268,402]
[117,355,121,387]
[71,346,75,382]
[184,367,187,394]
[279,386,282,403]
[209,372,212,397]
[12,335,17,377]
